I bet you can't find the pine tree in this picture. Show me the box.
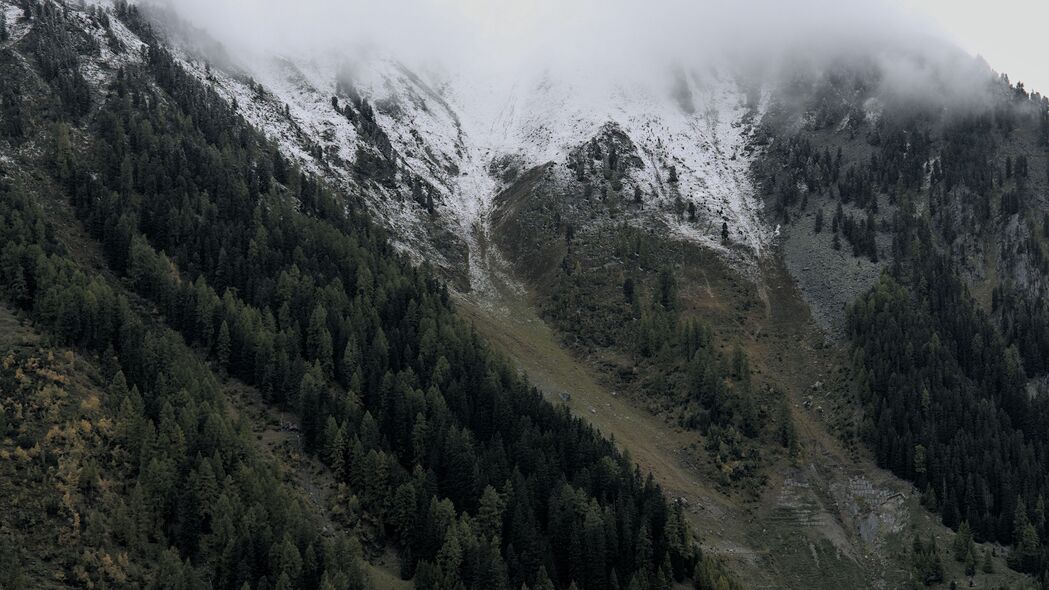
[582,503,608,588]
[275,572,294,590]
[981,548,993,573]
[436,527,465,590]
[1035,495,1046,534]
[477,485,505,541]
[911,534,944,585]
[952,521,973,562]
[307,304,334,376]
[298,363,326,450]
[216,320,231,368]
[391,482,417,541]
[321,416,340,463]
[534,566,555,590]
[340,337,361,386]
[635,523,654,584]
[657,268,676,311]
[411,412,429,466]
[1010,523,1041,573]
[623,277,635,304]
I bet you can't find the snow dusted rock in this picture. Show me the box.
[238,56,770,277]
[445,62,772,258]
[70,1,775,290]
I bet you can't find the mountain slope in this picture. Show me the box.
[146,8,773,290]
[0,1,740,589]
[756,51,1049,584]
[5,0,1049,589]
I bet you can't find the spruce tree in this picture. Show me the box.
[981,549,993,573]
[952,521,973,562]
[216,320,231,369]
[534,566,555,590]
[307,304,334,376]
[477,486,505,542]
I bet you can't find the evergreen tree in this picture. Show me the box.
[952,521,973,562]
[307,304,334,377]
[623,277,636,304]
[477,485,505,542]
[534,566,555,590]
[216,320,231,369]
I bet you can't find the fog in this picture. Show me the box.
[155,0,929,63]
[148,0,1003,108]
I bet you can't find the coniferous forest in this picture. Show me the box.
[0,2,737,589]
[764,57,1049,586]
[4,0,1049,589]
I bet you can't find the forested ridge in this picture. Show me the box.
[0,1,737,589]
[764,58,1049,585]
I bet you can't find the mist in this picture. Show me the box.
[146,0,999,111]
[153,0,928,63]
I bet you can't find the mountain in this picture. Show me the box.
[2,1,1049,589]
[0,2,734,589]
[151,13,771,285]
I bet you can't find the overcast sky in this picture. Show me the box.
[158,0,1047,97]
[906,0,1048,96]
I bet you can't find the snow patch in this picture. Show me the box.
[444,64,771,256]
[1,1,31,46]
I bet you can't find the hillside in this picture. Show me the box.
[0,1,738,589]
[139,3,772,291]
[3,1,1049,589]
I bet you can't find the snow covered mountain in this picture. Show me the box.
[147,9,773,291]
[8,2,1049,588]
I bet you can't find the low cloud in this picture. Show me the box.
[145,0,998,112]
